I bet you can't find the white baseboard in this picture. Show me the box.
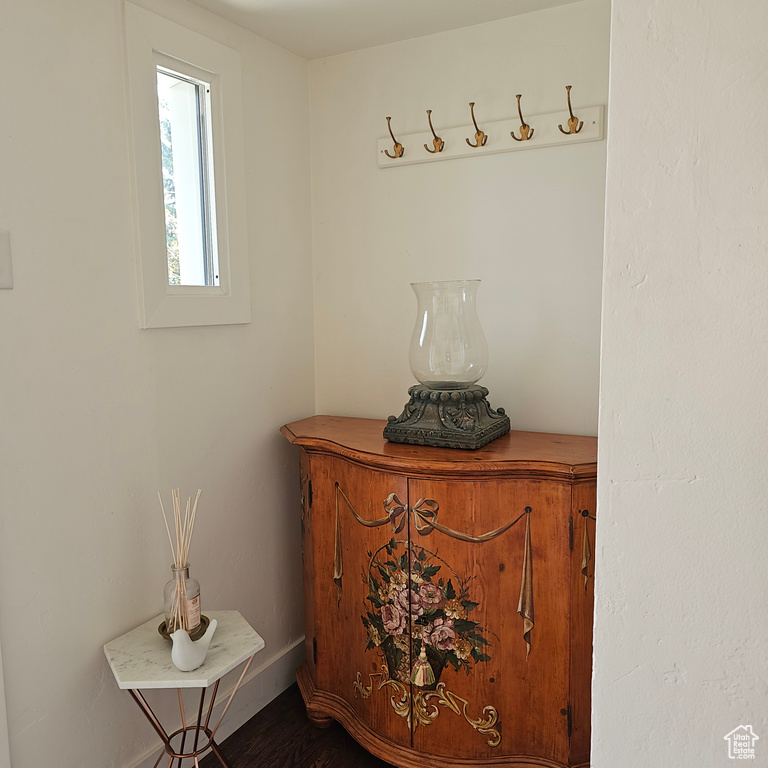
[128,636,305,768]
[0,640,11,768]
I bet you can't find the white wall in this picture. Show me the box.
[0,1,313,766]
[594,1,768,765]
[309,0,610,436]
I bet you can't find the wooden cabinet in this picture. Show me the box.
[282,416,597,768]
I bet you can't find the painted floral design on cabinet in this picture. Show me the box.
[362,538,491,686]
[355,537,501,745]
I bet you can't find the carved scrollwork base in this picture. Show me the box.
[384,385,510,450]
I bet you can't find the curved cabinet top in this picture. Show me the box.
[281,416,596,482]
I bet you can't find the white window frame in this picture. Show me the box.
[124,2,251,328]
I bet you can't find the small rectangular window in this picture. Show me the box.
[125,2,251,328]
[156,67,219,287]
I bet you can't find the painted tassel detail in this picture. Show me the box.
[581,514,592,591]
[333,485,343,605]
[517,508,534,659]
[411,646,435,687]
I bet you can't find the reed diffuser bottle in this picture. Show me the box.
[164,564,201,634]
[158,488,203,636]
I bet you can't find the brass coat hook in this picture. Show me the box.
[424,110,445,153]
[510,94,534,142]
[558,85,583,135]
[384,117,404,159]
[465,102,488,148]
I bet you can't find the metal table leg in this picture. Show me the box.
[126,653,255,767]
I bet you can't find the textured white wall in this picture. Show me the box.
[309,0,610,436]
[0,1,313,766]
[595,1,768,765]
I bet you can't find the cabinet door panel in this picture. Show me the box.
[569,481,596,767]
[307,454,411,746]
[299,450,316,677]
[407,478,571,765]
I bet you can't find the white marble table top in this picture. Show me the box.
[104,610,264,689]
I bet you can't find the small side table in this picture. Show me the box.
[104,610,264,768]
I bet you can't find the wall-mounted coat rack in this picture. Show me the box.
[378,89,604,169]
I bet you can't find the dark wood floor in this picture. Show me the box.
[200,684,395,768]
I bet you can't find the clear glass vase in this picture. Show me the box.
[163,564,201,634]
[409,280,488,389]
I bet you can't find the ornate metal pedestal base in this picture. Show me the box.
[384,385,510,450]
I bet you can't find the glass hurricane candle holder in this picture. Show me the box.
[409,280,489,389]
[384,279,509,450]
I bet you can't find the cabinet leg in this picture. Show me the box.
[305,707,335,729]
[296,662,336,729]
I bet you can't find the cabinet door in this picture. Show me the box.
[307,454,412,747]
[406,477,572,765]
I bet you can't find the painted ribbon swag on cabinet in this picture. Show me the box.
[580,509,597,590]
[334,483,534,745]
